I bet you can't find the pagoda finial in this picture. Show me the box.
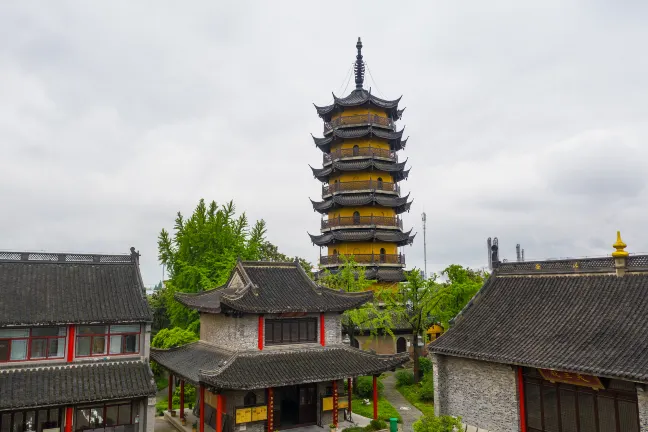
[354,37,365,90]
[612,231,629,258]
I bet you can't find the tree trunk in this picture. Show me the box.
[412,331,421,384]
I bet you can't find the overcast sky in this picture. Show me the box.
[1,1,647,286]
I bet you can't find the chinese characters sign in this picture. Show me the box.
[539,369,605,389]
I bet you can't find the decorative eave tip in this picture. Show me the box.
[612,231,629,258]
[354,37,365,90]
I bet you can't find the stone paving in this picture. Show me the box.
[381,372,423,431]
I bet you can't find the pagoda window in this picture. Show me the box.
[352,145,360,156]
[76,324,140,357]
[380,248,386,263]
[244,392,257,407]
[353,211,360,224]
[377,177,384,189]
[265,318,317,345]
[0,327,66,362]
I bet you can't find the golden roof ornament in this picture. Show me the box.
[612,231,629,258]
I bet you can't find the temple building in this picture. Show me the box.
[429,233,648,432]
[151,260,408,432]
[309,38,414,288]
[0,249,156,432]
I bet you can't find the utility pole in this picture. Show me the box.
[422,212,427,279]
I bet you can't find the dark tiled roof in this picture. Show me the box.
[314,89,402,119]
[430,255,648,383]
[318,267,406,283]
[154,343,408,390]
[310,193,412,214]
[312,127,406,153]
[0,251,152,326]
[309,229,415,247]
[176,261,373,314]
[311,160,410,182]
[151,342,232,385]
[0,361,155,410]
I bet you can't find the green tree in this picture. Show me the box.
[158,199,268,331]
[150,327,198,376]
[438,265,487,327]
[258,241,314,275]
[148,286,170,336]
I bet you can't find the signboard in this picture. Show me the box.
[322,397,348,411]
[251,406,267,422]
[235,408,252,424]
[539,369,605,389]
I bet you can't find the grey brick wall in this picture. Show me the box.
[324,313,342,345]
[223,389,266,432]
[433,354,519,432]
[638,388,648,431]
[200,313,259,351]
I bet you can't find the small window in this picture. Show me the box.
[244,392,257,406]
[265,319,318,345]
[377,177,384,189]
[352,145,360,156]
[380,248,387,263]
[353,211,360,224]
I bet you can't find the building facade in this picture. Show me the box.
[429,233,648,432]
[151,260,408,432]
[309,38,414,288]
[0,249,156,432]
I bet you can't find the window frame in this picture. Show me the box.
[74,400,135,431]
[264,318,318,346]
[0,327,67,363]
[75,324,141,358]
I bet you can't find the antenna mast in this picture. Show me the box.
[422,212,427,279]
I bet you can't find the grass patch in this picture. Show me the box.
[351,395,402,423]
[155,397,180,416]
[156,376,168,391]
[395,383,435,418]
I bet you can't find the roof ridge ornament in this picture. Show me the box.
[612,231,629,258]
[354,37,365,90]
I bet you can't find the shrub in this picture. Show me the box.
[413,415,462,432]
[419,374,434,402]
[172,384,197,406]
[395,370,415,386]
[418,357,433,375]
[355,376,384,398]
[369,419,387,430]
[342,428,365,432]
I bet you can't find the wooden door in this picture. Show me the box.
[298,384,317,425]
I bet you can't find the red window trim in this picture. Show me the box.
[0,327,67,363]
[75,324,141,358]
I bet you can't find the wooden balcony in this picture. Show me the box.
[322,179,399,196]
[320,253,405,266]
[321,215,403,230]
[323,146,398,164]
[323,113,394,134]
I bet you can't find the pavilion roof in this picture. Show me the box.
[314,89,402,120]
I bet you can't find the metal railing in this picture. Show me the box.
[323,114,394,134]
[320,253,405,266]
[322,180,399,196]
[323,146,397,164]
[321,216,403,230]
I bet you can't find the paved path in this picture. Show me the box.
[154,417,177,432]
[381,372,423,431]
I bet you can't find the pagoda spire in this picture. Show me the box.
[354,37,365,89]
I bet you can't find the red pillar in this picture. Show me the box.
[517,367,527,432]
[320,313,326,346]
[64,407,73,432]
[372,375,378,420]
[348,378,353,417]
[199,385,205,432]
[258,315,264,350]
[168,374,173,412]
[66,325,75,362]
[333,380,339,426]
[216,394,223,432]
[267,388,274,432]
[180,380,185,419]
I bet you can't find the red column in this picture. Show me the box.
[65,408,73,432]
[267,388,274,432]
[180,380,185,419]
[168,374,173,412]
[199,385,205,432]
[348,378,352,417]
[258,315,264,350]
[517,367,527,432]
[216,394,223,432]
[320,313,326,346]
[372,375,378,420]
[66,325,75,362]
[333,380,339,426]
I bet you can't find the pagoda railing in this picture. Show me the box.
[322,180,399,196]
[320,253,405,266]
[323,114,394,134]
[321,215,403,230]
[323,147,397,164]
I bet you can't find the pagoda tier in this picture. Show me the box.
[320,267,405,283]
[314,89,403,121]
[312,126,407,153]
[309,229,415,247]
[310,193,413,214]
[311,159,410,183]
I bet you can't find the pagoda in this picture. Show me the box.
[309,38,414,286]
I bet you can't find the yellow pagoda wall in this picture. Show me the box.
[327,206,396,219]
[330,138,391,153]
[329,171,394,183]
[331,107,386,119]
[327,242,398,256]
